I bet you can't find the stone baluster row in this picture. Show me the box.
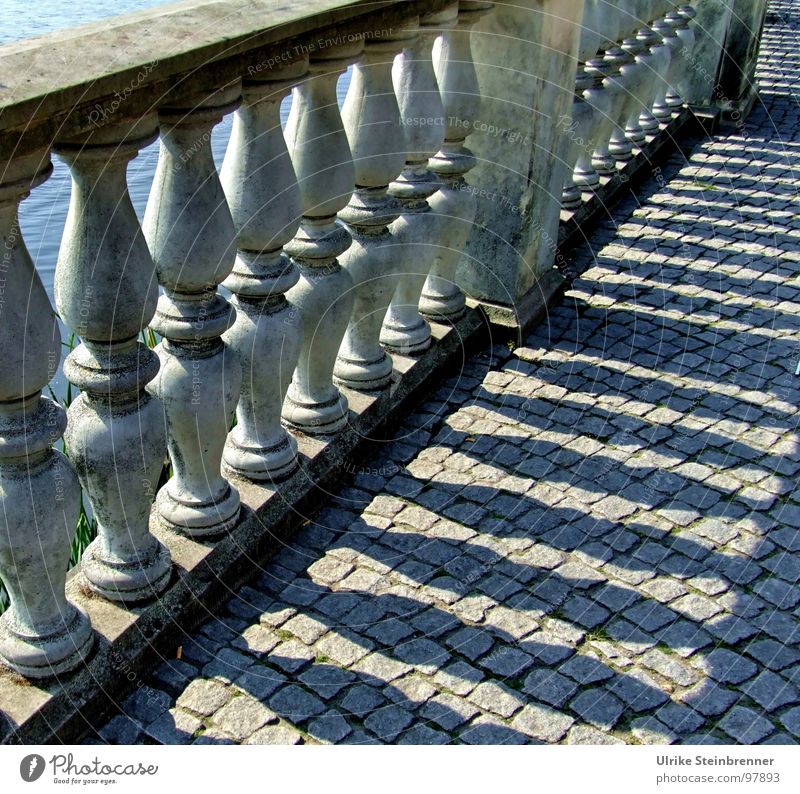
[562,0,698,210]
[0,0,715,685]
[0,1,492,679]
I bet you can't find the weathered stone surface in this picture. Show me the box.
[176,679,232,717]
[522,669,578,708]
[460,0,582,305]
[719,706,775,744]
[569,690,625,731]
[421,693,479,731]
[340,685,387,719]
[512,703,574,742]
[212,695,278,741]
[246,725,304,745]
[307,711,352,743]
[460,715,528,745]
[740,671,800,712]
[121,687,172,726]
[145,709,203,745]
[269,685,326,722]
[363,705,414,741]
[468,682,524,719]
[99,715,142,745]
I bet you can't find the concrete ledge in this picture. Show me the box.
[467,266,566,342]
[719,85,759,127]
[0,0,449,157]
[0,310,487,744]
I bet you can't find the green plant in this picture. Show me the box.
[70,499,97,569]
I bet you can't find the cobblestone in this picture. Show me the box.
[269,686,326,722]
[421,693,480,731]
[247,725,304,745]
[145,709,202,745]
[522,669,578,707]
[512,703,574,742]
[176,679,232,717]
[719,706,776,744]
[468,681,524,718]
[569,690,625,731]
[307,711,352,743]
[363,705,414,741]
[739,671,800,711]
[98,715,142,745]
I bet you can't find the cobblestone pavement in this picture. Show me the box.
[91,5,800,745]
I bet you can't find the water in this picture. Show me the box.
[3,1,349,396]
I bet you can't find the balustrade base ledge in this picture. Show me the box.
[0,310,488,745]
[717,86,759,129]
[687,105,722,135]
[467,267,567,344]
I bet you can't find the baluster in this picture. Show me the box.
[221,59,308,480]
[143,84,242,536]
[574,57,611,193]
[561,70,596,209]
[623,25,660,147]
[651,12,686,122]
[333,24,415,391]
[0,151,93,677]
[645,17,681,123]
[573,1,618,194]
[54,118,171,603]
[419,0,494,323]
[381,6,456,354]
[282,41,362,435]
[607,35,645,164]
[665,4,696,111]
[591,2,633,175]
[591,41,631,176]
[638,15,674,134]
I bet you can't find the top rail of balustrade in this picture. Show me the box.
[0,0,442,157]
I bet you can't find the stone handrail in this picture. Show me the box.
[0,0,765,693]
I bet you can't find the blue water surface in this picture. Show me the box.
[2,1,349,395]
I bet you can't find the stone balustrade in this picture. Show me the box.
[0,0,766,699]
